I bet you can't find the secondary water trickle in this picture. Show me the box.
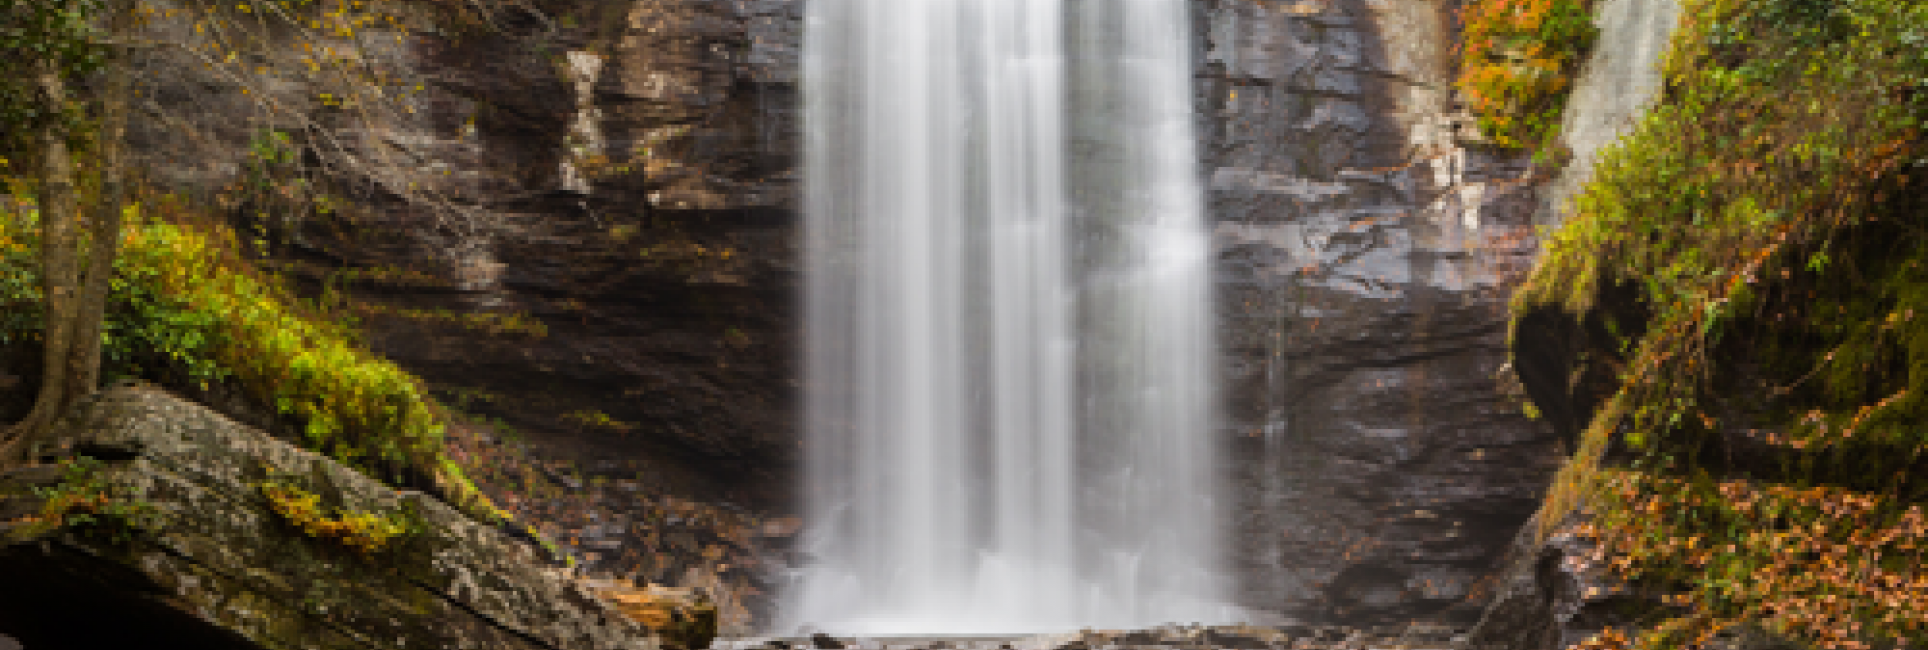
[790,0,1231,634]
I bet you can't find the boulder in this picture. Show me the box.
[581,578,719,650]
[0,385,658,650]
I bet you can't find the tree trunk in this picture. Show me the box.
[0,60,82,465]
[68,0,139,399]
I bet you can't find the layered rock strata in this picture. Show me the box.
[35,0,1582,629]
[1199,0,1565,625]
[111,0,806,511]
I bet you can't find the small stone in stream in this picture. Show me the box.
[0,465,63,487]
[1200,630,1270,650]
[764,641,792,650]
[811,633,848,649]
[1275,626,1312,640]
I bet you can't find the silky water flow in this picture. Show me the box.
[790,0,1235,634]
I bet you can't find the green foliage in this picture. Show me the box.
[0,0,111,150]
[1514,0,1928,646]
[0,195,509,526]
[23,455,161,544]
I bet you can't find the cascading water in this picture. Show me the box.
[790,0,1229,634]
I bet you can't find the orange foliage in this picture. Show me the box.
[1579,471,1928,649]
[1456,0,1597,148]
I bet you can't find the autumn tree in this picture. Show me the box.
[1,0,519,465]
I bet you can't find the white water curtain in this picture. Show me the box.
[793,0,1228,634]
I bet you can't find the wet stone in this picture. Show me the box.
[0,466,62,488]
[0,497,45,522]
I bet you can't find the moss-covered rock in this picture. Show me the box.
[1492,0,1928,645]
[0,384,659,650]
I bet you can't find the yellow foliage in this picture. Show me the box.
[259,481,408,554]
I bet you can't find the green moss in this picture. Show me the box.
[1513,0,1928,645]
[0,193,508,526]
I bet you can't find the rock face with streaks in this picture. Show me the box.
[315,0,808,510]
[1197,0,1567,625]
[85,0,809,511]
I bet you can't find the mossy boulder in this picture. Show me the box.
[0,385,659,650]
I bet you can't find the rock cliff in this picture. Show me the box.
[28,0,1579,630]
[109,0,806,512]
[1200,0,1564,624]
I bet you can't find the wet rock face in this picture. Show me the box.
[110,0,807,509]
[1197,0,1566,625]
[343,0,805,511]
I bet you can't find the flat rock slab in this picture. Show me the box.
[0,386,657,650]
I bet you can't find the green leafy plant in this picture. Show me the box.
[0,193,510,526]
[0,0,110,151]
[25,456,160,544]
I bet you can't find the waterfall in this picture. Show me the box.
[791,0,1228,634]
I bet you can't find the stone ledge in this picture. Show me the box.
[0,385,658,650]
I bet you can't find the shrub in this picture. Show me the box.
[1514,0,1928,646]
[0,193,508,525]
[1456,0,1600,148]
[258,480,411,554]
